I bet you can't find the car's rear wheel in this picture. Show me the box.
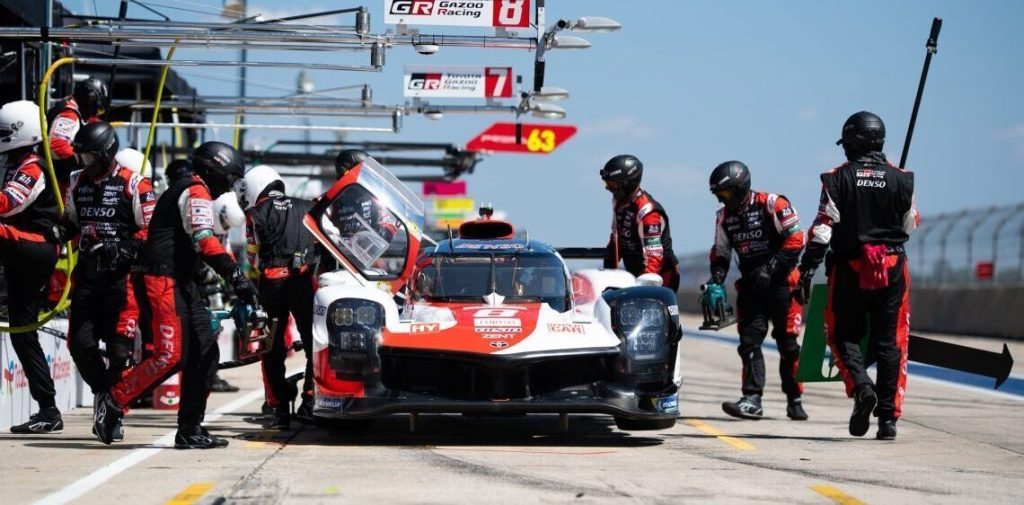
[613,416,676,431]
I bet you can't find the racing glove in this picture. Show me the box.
[793,267,815,305]
[707,268,727,286]
[229,269,258,306]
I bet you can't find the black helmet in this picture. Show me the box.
[600,154,643,200]
[72,121,119,178]
[709,160,751,212]
[164,159,193,184]
[335,149,368,179]
[837,111,885,159]
[72,77,109,118]
[191,141,245,197]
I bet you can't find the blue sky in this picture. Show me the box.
[83,0,1024,254]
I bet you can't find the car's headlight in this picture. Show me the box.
[329,300,383,353]
[613,299,668,362]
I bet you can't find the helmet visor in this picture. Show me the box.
[713,188,733,204]
[75,151,99,169]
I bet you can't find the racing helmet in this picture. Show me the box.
[237,164,285,210]
[191,141,245,198]
[72,121,119,178]
[0,100,42,154]
[73,77,109,118]
[837,111,885,159]
[213,191,246,235]
[600,154,643,200]
[335,149,369,179]
[115,147,150,174]
[708,160,751,212]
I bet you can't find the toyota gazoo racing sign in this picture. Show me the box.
[385,0,530,28]
[404,66,513,99]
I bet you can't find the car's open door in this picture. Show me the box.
[304,157,425,294]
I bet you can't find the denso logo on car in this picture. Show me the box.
[475,318,521,327]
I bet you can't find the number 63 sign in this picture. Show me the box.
[466,122,578,154]
[385,0,531,28]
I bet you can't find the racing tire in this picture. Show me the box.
[613,417,677,431]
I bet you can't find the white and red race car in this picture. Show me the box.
[304,158,683,430]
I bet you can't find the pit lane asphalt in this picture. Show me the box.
[3,314,1022,505]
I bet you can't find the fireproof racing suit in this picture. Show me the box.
[0,151,60,412]
[711,191,805,398]
[799,152,918,419]
[246,190,319,409]
[110,174,242,429]
[65,164,154,394]
[604,188,680,291]
[47,98,97,191]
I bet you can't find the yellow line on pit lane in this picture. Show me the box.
[811,484,866,505]
[684,419,756,451]
[164,482,215,505]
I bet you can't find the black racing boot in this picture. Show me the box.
[849,384,877,437]
[91,417,124,441]
[10,406,63,434]
[93,393,124,445]
[267,408,291,431]
[261,401,273,416]
[722,395,763,420]
[175,425,229,449]
[876,417,897,440]
[786,396,808,421]
[295,397,315,425]
[210,375,240,393]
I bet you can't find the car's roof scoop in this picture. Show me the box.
[459,205,515,239]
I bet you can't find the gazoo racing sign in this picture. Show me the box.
[404,66,513,99]
[384,0,530,28]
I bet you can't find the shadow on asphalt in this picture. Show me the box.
[222,413,666,448]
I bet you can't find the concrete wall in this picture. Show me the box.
[678,284,1024,340]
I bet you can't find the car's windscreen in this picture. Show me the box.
[414,253,569,312]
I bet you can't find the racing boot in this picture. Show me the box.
[261,401,273,416]
[175,425,229,449]
[849,384,877,437]
[876,417,897,440]
[786,396,808,421]
[10,407,63,434]
[722,394,763,420]
[210,375,240,393]
[93,392,124,445]
[91,418,125,441]
[267,408,291,431]
[296,397,315,425]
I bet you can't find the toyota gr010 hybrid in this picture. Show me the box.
[303,158,683,430]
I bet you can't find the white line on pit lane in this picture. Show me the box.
[34,368,300,505]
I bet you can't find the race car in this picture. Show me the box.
[303,157,683,430]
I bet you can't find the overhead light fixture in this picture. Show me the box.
[571,17,622,33]
[551,35,591,50]
[424,110,444,120]
[529,102,566,120]
[531,86,569,102]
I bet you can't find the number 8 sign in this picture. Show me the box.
[385,1,531,28]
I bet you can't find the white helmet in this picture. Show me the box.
[213,191,246,235]
[0,100,43,153]
[237,164,284,210]
[114,148,151,174]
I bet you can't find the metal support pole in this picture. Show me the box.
[937,210,969,283]
[965,208,996,283]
